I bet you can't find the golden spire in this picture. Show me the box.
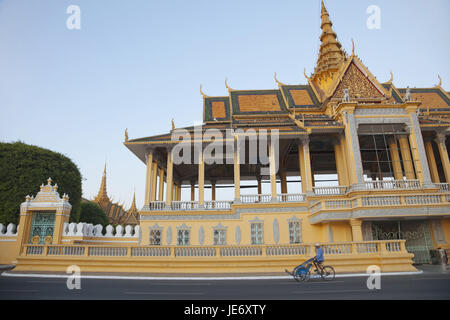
[94,163,108,202]
[311,0,346,86]
[129,191,138,213]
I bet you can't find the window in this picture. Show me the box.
[177,229,190,245]
[289,221,302,244]
[213,229,226,245]
[149,229,161,245]
[251,223,264,245]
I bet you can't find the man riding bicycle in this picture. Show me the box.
[314,243,324,271]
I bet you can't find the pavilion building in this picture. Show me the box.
[124,1,450,264]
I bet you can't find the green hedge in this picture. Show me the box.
[0,142,82,224]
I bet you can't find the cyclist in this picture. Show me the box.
[314,243,324,271]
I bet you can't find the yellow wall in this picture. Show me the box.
[0,239,20,265]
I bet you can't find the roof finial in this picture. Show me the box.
[171,118,175,131]
[304,68,311,82]
[385,71,394,84]
[274,72,286,86]
[435,75,442,88]
[351,39,355,57]
[200,84,209,98]
[225,77,234,91]
[124,128,128,142]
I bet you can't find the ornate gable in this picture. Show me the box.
[332,61,385,100]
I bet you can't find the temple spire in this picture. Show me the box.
[129,190,137,212]
[311,0,346,87]
[95,163,108,202]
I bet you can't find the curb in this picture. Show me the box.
[1,270,423,281]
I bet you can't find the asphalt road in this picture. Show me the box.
[0,268,449,300]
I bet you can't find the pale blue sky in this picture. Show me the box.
[0,0,449,210]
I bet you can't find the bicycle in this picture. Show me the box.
[285,257,335,282]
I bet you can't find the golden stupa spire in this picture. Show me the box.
[311,0,346,88]
[94,163,108,202]
[129,190,138,213]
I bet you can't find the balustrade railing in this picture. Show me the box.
[313,186,348,195]
[204,201,233,210]
[22,240,408,259]
[362,196,402,206]
[404,195,441,205]
[277,193,306,203]
[148,201,166,211]
[436,183,450,192]
[364,180,420,190]
[240,194,272,203]
[323,200,352,209]
[171,201,199,210]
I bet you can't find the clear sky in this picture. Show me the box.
[0,0,449,210]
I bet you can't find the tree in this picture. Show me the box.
[0,142,82,224]
[79,201,109,226]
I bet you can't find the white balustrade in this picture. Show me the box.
[220,246,263,256]
[0,223,18,237]
[204,201,232,210]
[277,194,306,203]
[240,194,272,203]
[149,201,166,211]
[364,180,420,190]
[132,247,171,257]
[313,186,348,195]
[404,195,441,205]
[89,247,127,256]
[362,196,401,206]
[175,247,216,257]
[171,201,199,210]
[436,183,450,192]
[266,245,309,256]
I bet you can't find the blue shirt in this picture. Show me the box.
[315,248,324,262]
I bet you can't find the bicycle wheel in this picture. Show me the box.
[320,266,335,281]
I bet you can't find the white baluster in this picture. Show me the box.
[115,225,124,237]
[134,225,140,238]
[105,225,114,237]
[124,225,133,237]
[68,223,77,236]
[93,224,103,237]
[6,223,16,236]
[76,223,85,236]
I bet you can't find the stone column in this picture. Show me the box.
[406,105,432,185]
[269,139,278,201]
[436,133,450,183]
[388,138,404,181]
[211,180,216,202]
[144,151,154,206]
[343,107,364,185]
[333,138,348,186]
[350,218,363,242]
[280,171,287,194]
[257,176,262,195]
[190,181,195,201]
[233,140,241,202]
[158,167,165,201]
[398,136,415,180]
[151,160,158,201]
[425,140,440,183]
[165,149,173,206]
[298,138,313,193]
[198,148,205,206]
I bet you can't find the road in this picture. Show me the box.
[0,267,449,300]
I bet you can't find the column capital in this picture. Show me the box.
[349,218,363,227]
[297,135,310,146]
[435,132,448,144]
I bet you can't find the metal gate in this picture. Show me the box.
[29,212,55,244]
[372,220,434,264]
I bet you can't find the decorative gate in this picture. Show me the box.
[372,220,434,264]
[29,212,55,244]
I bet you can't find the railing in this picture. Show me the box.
[21,240,408,258]
[313,186,348,195]
[404,195,441,205]
[277,193,306,203]
[240,194,272,203]
[364,180,420,190]
[362,196,402,206]
[149,201,166,211]
[204,201,233,210]
[171,201,199,210]
[436,183,450,192]
[323,200,353,209]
